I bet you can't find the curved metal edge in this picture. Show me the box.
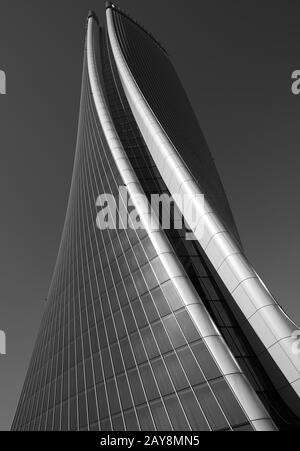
[105,7,300,419]
[100,13,276,430]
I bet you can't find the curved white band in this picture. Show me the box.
[87,15,276,429]
[106,7,300,417]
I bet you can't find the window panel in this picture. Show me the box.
[85,357,94,390]
[126,248,139,272]
[83,333,91,359]
[123,306,137,335]
[118,254,130,277]
[97,323,108,351]
[90,326,99,355]
[151,258,169,284]
[77,363,85,394]
[120,338,135,370]
[177,347,205,386]
[131,332,147,365]
[102,348,114,380]
[164,353,189,391]
[117,374,133,411]
[141,236,157,261]
[112,415,125,431]
[162,282,183,311]
[46,409,54,431]
[108,289,119,314]
[151,322,173,354]
[191,341,221,381]
[107,379,121,416]
[141,326,160,360]
[76,338,83,364]
[101,418,112,431]
[124,411,140,431]
[128,369,146,406]
[179,389,210,431]
[142,293,159,323]
[114,310,127,339]
[70,367,77,397]
[133,243,148,267]
[132,299,148,328]
[116,281,129,307]
[150,400,173,431]
[94,300,103,324]
[141,264,158,290]
[78,392,88,429]
[176,310,200,343]
[133,270,148,296]
[124,277,137,303]
[62,372,69,402]
[151,287,171,318]
[139,363,160,401]
[201,278,219,301]
[96,384,109,420]
[211,379,248,428]
[106,317,117,344]
[110,261,121,285]
[53,405,60,431]
[151,358,174,396]
[87,389,98,426]
[210,301,234,327]
[93,353,103,385]
[191,257,208,277]
[165,395,190,431]
[137,405,156,431]
[111,343,125,375]
[194,383,228,431]
[163,316,186,348]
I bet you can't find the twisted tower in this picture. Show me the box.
[12,4,300,431]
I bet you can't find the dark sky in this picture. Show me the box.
[0,0,299,431]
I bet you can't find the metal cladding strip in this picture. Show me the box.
[98,16,277,430]
[106,8,300,410]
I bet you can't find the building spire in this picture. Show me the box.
[87,10,99,24]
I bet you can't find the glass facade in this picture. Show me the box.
[12,42,252,433]
[11,4,300,431]
[105,9,299,430]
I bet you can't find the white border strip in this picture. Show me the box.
[106,7,300,416]
[87,16,276,430]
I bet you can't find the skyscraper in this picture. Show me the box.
[12,3,300,431]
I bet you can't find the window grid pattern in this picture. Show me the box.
[12,36,251,431]
[105,13,300,430]
[111,7,242,245]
